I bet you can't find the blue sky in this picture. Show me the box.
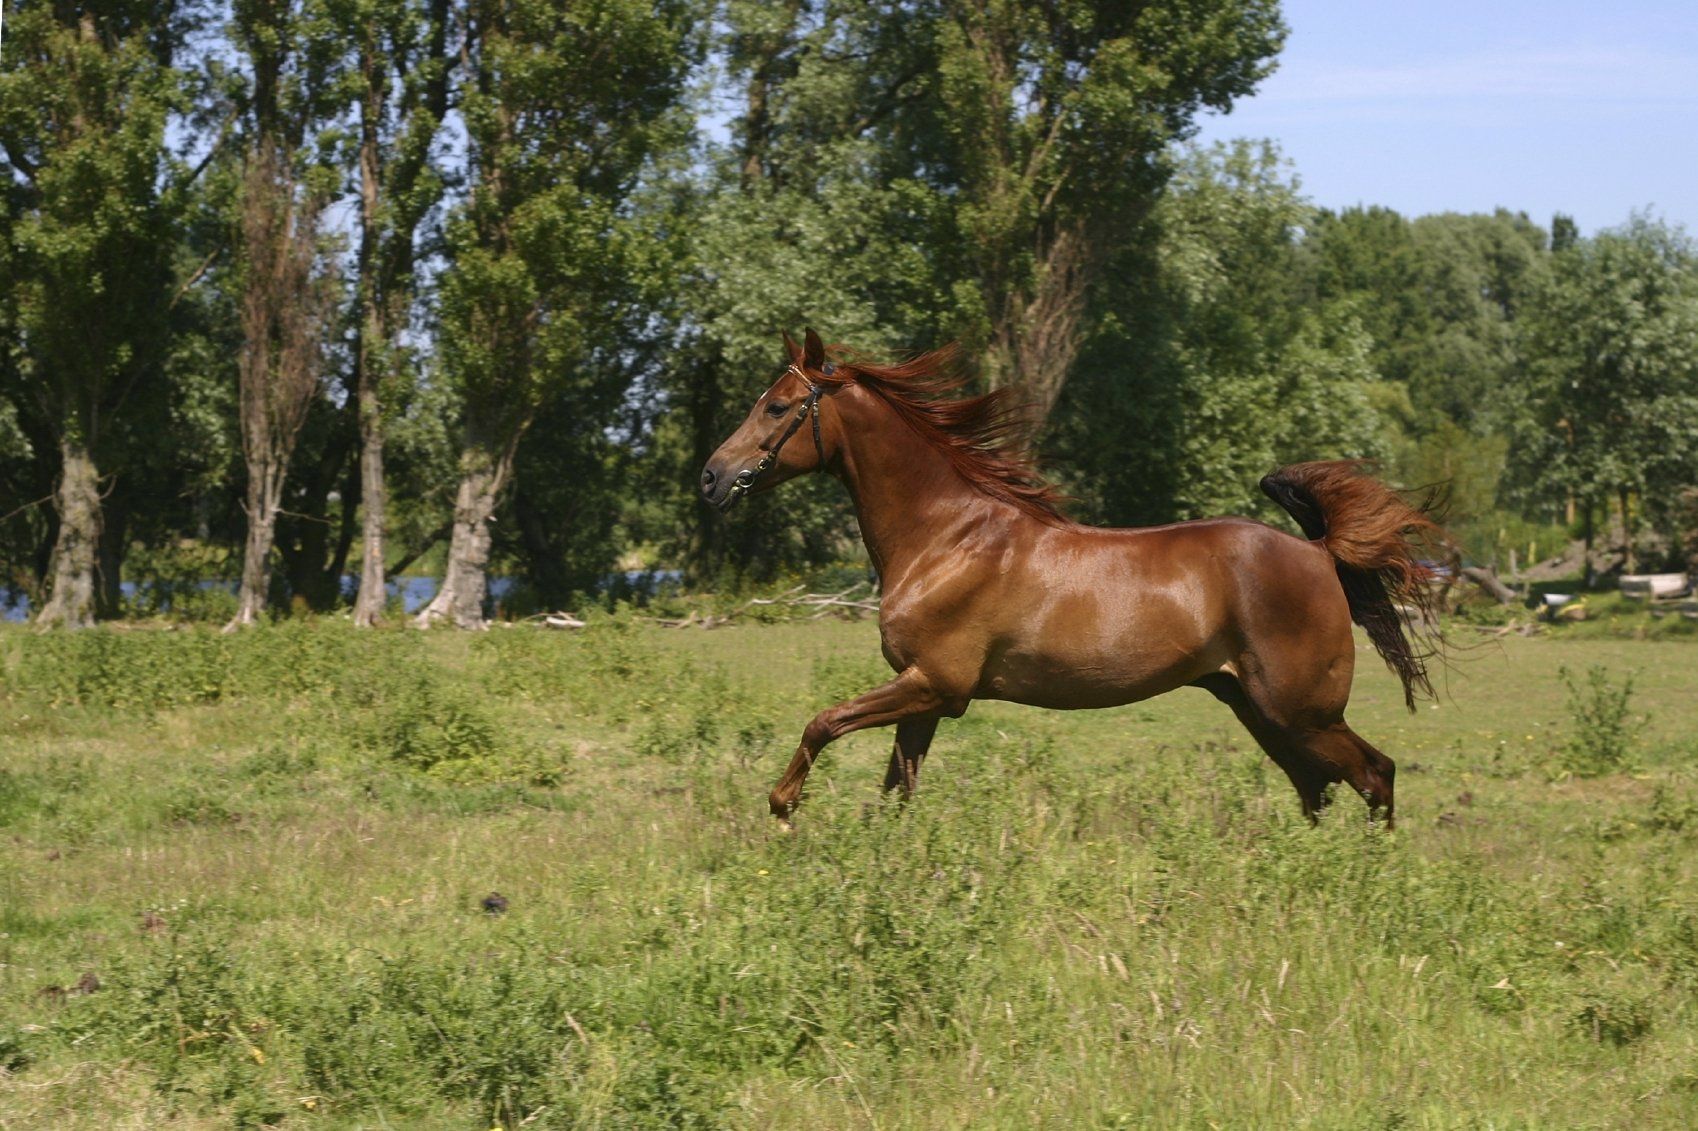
[1193,0,1698,234]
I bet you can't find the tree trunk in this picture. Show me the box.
[276,404,356,610]
[684,351,726,583]
[352,380,388,625]
[228,454,286,628]
[1461,565,1517,605]
[1619,485,1636,574]
[983,220,1099,434]
[326,454,359,605]
[35,438,101,630]
[1681,488,1698,581]
[226,140,327,629]
[353,303,388,621]
[415,437,519,630]
[351,49,389,627]
[1575,502,1589,590]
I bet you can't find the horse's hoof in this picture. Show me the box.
[773,815,795,833]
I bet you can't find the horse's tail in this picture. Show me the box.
[1260,460,1446,711]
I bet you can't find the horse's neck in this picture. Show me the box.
[830,389,998,582]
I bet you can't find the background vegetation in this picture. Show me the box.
[3,1,1695,629]
[6,7,1697,1127]
[2,616,1697,1127]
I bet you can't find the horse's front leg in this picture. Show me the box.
[768,667,957,824]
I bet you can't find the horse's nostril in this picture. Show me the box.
[700,467,717,495]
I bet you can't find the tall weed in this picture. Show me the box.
[1558,665,1643,776]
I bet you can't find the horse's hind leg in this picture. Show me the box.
[882,717,939,799]
[1195,674,1338,821]
[1297,725,1396,827]
[1196,674,1396,825]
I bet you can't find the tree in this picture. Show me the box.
[663,0,1288,579]
[1305,206,1547,437]
[1512,215,1698,576]
[0,1,189,627]
[416,0,695,628]
[225,0,345,628]
[1052,142,1383,524]
[335,0,455,625]
[916,0,1286,426]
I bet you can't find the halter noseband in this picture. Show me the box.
[724,363,830,504]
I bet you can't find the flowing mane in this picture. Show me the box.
[826,345,1070,523]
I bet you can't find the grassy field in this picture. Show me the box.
[1,613,1697,1129]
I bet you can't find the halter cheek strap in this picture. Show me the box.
[725,365,828,503]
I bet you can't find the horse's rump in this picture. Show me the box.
[1260,461,1444,710]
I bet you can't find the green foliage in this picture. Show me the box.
[1570,981,1656,1046]
[3,621,1698,1126]
[1510,215,1698,556]
[1559,665,1643,777]
[1647,782,1698,833]
[1,619,430,709]
[0,0,196,623]
[0,1026,30,1074]
[9,628,235,709]
[7,0,1686,612]
[1056,141,1385,522]
[811,650,892,706]
[366,675,499,771]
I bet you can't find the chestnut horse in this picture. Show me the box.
[701,330,1444,828]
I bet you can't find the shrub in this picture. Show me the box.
[7,628,234,710]
[0,1026,31,1073]
[1558,665,1642,777]
[3,621,427,711]
[1647,782,1698,833]
[1570,986,1655,1046]
[361,671,562,786]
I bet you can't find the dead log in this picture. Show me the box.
[1460,566,1516,605]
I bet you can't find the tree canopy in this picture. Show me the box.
[2,0,1694,626]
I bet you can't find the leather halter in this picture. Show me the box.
[724,363,829,504]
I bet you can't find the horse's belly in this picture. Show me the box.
[975,642,1206,710]
[967,573,1226,708]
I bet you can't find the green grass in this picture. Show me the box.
[1,616,1697,1128]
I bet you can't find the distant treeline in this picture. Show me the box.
[2,1,1695,628]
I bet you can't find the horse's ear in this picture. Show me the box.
[781,330,801,362]
[803,328,826,371]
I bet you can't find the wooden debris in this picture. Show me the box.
[653,582,880,629]
[1468,622,1542,637]
[1460,566,1517,605]
[520,581,881,631]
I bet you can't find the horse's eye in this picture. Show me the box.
[766,401,790,417]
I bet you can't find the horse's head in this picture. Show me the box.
[700,329,839,510]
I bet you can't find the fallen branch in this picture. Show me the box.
[656,581,880,628]
[1460,566,1517,605]
[521,611,587,629]
[516,581,883,631]
[1468,621,1542,637]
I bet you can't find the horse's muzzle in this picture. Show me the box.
[699,462,745,511]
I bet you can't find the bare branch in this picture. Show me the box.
[168,245,224,309]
